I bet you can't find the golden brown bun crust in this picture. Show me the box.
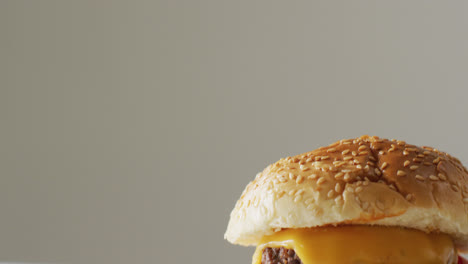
[225,136,468,250]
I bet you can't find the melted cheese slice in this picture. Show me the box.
[252,226,456,264]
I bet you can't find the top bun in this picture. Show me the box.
[225,136,468,250]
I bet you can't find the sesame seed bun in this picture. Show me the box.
[224,135,468,250]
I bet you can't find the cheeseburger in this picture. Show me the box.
[225,136,468,264]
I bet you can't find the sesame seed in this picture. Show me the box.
[397,170,406,176]
[277,190,286,198]
[429,175,439,181]
[307,204,315,210]
[389,184,396,190]
[335,161,347,167]
[342,169,352,173]
[452,185,459,192]
[415,175,425,181]
[294,195,302,203]
[388,148,395,152]
[379,151,384,155]
[346,186,354,193]
[374,168,382,176]
[359,151,369,156]
[343,141,351,145]
[367,161,376,166]
[404,160,410,167]
[299,160,306,165]
[317,177,326,185]
[363,181,369,186]
[344,173,351,181]
[362,201,370,210]
[352,151,357,156]
[277,173,287,180]
[327,190,335,198]
[358,146,367,151]
[266,181,274,190]
[288,189,297,196]
[410,165,419,170]
[423,151,431,155]
[322,156,330,160]
[413,158,422,163]
[423,162,432,166]
[334,172,344,180]
[433,157,441,164]
[397,140,406,146]
[335,183,342,193]
[438,173,447,181]
[308,174,318,180]
[254,198,260,207]
[355,186,363,193]
[403,150,409,156]
[315,157,321,161]
[296,175,304,184]
[343,156,353,161]
[327,148,337,153]
[406,194,413,201]
[353,159,360,164]
[292,157,299,163]
[289,173,296,180]
[335,196,344,205]
[300,165,309,171]
[369,156,377,161]
[342,149,350,155]
[296,189,305,196]
[381,162,389,170]
[306,157,313,162]
[417,154,425,158]
[356,164,362,169]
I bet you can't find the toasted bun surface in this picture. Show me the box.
[225,136,468,250]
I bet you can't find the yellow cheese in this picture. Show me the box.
[252,226,456,264]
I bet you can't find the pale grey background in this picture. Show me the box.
[1,1,468,263]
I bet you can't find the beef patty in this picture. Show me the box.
[262,247,463,264]
[262,247,303,264]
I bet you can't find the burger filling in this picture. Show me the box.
[262,247,302,264]
[253,226,457,264]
